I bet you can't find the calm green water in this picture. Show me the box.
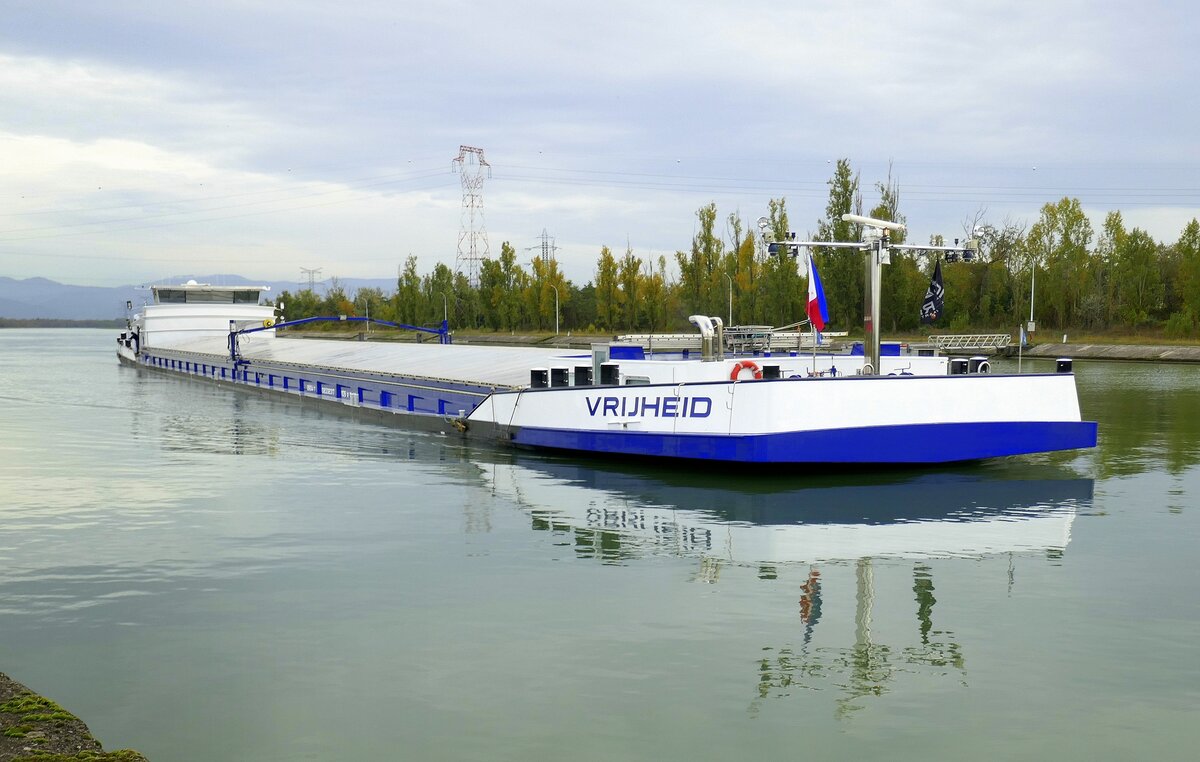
[1,329,1198,760]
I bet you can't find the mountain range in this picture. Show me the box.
[0,275,396,320]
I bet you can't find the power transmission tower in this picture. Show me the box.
[525,228,559,264]
[452,145,491,286]
[300,267,322,292]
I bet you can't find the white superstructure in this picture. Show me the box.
[119,281,275,362]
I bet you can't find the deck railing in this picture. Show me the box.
[617,330,849,353]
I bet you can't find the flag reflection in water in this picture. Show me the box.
[483,457,1093,718]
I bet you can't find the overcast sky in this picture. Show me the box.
[2,0,1197,288]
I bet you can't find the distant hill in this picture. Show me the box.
[0,277,141,320]
[0,275,397,320]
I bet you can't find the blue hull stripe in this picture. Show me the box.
[511,421,1099,464]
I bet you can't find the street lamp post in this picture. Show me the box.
[723,272,733,325]
[1028,259,1036,332]
[439,291,448,323]
[550,284,560,335]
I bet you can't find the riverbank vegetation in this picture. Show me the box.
[275,159,1200,340]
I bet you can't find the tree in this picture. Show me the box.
[320,277,354,317]
[675,202,724,319]
[352,286,386,322]
[453,271,480,330]
[477,257,506,330]
[1170,220,1200,315]
[422,263,455,327]
[730,213,759,325]
[498,242,526,330]
[277,288,322,321]
[570,282,597,331]
[869,168,920,332]
[639,256,670,333]
[1089,211,1127,329]
[972,219,1030,326]
[594,246,620,331]
[758,197,803,326]
[1113,228,1164,328]
[267,180,1200,336]
[528,252,568,331]
[617,245,642,330]
[815,159,863,329]
[1026,198,1094,328]
[477,242,525,330]
[394,255,422,324]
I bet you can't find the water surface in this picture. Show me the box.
[1,330,1197,760]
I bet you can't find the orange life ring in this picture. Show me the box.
[730,360,763,381]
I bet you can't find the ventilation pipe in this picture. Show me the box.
[689,314,715,360]
[709,316,725,360]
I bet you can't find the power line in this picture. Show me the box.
[0,163,450,218]
[0,170,453,235]
[0,175,459,242]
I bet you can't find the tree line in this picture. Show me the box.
[276,159,1200,338]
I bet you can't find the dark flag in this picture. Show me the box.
[920,260,944,325]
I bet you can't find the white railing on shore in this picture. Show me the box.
[928,334,1012,351]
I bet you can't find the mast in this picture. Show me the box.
[760,214,975,375]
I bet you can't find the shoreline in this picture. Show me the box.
[351,333,1200,363]
[0,673,146,761]
[1007,342,1200,363]
[7,323,1198,363]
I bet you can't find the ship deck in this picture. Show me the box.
[151,334,594,389]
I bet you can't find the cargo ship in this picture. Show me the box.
[117,216,1098,465]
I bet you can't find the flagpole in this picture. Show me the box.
[804,253,829,376]
[811,320,818,375]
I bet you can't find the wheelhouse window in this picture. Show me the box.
[153,288,262,304]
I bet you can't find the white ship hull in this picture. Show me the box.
[465,371,1096,463]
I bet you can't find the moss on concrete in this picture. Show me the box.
[0,673,147,762]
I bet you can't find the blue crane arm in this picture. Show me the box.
[228,315,451,362]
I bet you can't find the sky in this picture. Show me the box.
[2,0,1198,288]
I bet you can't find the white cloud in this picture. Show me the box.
[2,2,1199,291]
[0,52,286,161]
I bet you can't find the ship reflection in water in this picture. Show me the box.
[480,457,1094,718]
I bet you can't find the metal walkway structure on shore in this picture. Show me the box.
[929,334,1012,352]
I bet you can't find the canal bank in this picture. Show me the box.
[0,673,146,761]
[1008,342,1200,363]
[264,327,1200,363]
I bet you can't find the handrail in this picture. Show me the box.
[228,315,452,363]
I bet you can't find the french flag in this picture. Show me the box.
[806,255,829,333]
